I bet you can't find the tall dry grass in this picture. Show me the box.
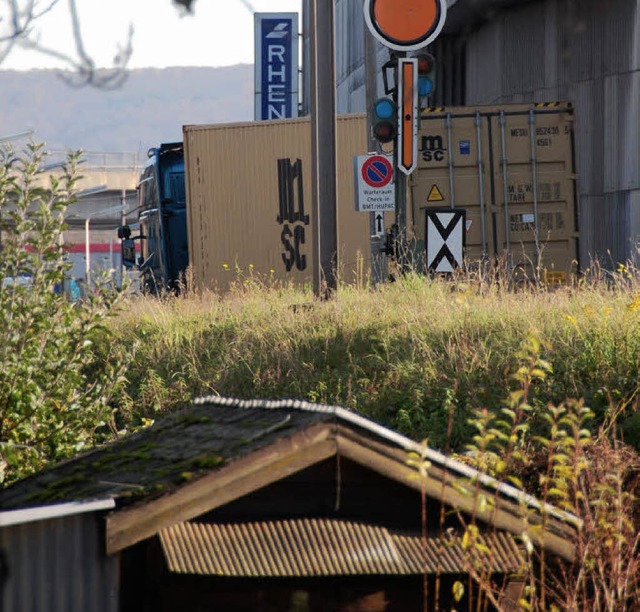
[107,259,639,451]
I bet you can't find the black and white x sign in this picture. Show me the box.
[425,208,466,273]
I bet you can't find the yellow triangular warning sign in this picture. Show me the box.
[427,184,444,202]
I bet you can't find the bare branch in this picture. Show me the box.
[173,0,196,14]
[0,0,134,89]
[0,0,59,43]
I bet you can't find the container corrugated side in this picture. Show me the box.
[410,102,579,280]
[184,115,376,292]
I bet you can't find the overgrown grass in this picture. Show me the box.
[108,263,640,452]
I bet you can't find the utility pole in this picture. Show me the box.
[309,0,338,299]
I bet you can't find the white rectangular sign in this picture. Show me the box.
[426,208,466,273]
[353,154,395,212]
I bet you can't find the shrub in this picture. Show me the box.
[454,335,640,610]
[0,144,130,484]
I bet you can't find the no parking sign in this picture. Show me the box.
[354,154,395,212]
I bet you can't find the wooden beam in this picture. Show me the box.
[106,424,337,555]
[335,425,577,539]
[336,433,576,562]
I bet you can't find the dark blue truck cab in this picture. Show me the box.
[118,142,188,293]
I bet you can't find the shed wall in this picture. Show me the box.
[0,513,119,612]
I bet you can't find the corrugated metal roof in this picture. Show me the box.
[159,519,525,577]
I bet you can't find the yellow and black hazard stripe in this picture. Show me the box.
[534,101,574,108]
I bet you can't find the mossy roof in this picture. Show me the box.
[0,398,337,511]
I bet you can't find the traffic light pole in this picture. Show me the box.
[394,53,409,273]
[393,153,408,271]
[365,26,387,285]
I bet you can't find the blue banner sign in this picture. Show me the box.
[254,13,299,121]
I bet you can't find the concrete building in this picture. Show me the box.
[39,150,141,287]
[331,0,640,267]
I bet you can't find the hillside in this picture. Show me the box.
[0,65,254,155]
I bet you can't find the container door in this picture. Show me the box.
[411,109,492,270]
[488,105,579,283]
[411,103,579,282]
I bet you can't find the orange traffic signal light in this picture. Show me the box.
[363,0,447,51]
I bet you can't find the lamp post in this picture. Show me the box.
[78,186,121,287]
[85,204,127,287]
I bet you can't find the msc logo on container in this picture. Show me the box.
[277,158,309,272]
[420,135,446,162]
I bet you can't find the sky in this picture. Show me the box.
[2,0,302,71]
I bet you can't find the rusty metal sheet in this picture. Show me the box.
[159,519,525,577]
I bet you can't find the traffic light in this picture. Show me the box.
[372,97,397,144]
[416,52,436,102]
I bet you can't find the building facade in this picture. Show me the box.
[332,0,640,267]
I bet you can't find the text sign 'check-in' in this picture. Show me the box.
[354,154,395,212]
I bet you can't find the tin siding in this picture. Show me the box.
[159,519,524,577]
[335,0,390,114]
[466,23,503,105]
[603,0,637,75]
[0,514,119,612]
[604,72,640,193]
[630,190,640,264]
[502,5,546,97]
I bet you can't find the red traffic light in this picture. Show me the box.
[416,52,436,96]
[417,55,433,73]
[373,121,396,143]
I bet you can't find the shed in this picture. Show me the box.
[0,398,580,611]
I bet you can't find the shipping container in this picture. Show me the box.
[183,114,386,292]
[409,102,579,283]
[182,104,578,291]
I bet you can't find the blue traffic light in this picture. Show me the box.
[372,97,397,144]
[374,97,395,120]
[418,76,434,96]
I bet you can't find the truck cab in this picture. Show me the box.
[119,142,188,293]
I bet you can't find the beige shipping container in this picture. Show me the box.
[410,102,579,283]
[183,114,385,292]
